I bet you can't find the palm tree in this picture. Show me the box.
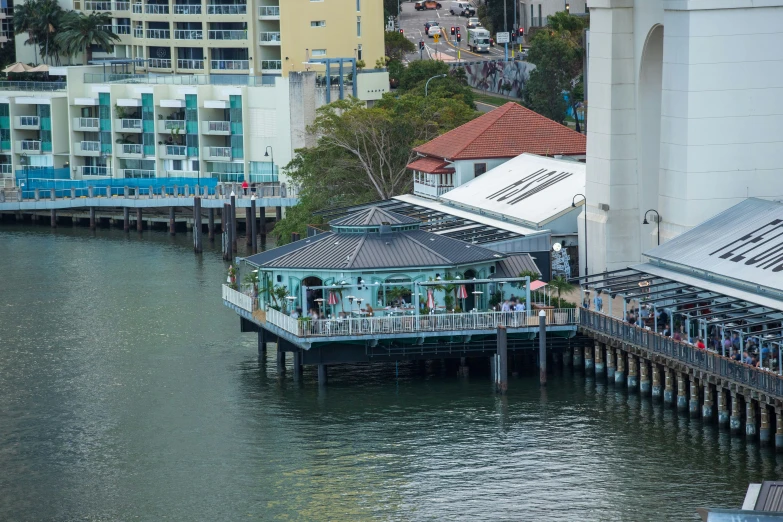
[56,11,119,65]
[13,0,42,62]
[13,0,64,65]
[549,275,575,305]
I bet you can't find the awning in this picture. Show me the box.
[406,156,454,174]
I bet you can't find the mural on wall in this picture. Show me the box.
[551,248,573,279]
[456,60,535,99]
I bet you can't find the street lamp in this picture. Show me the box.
[643,209,662,246]
[572,193,588,276]
[264,146,274,178]
[566,2,570,13]
[425,74,447,97]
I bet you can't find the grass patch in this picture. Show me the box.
[472,92,520,107]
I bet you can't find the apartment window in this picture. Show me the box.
[474,163,487,177]
[357,44,362,60]
[310,20,325,27]
[311,49,327,57]
[356,0,360,10]
[357,16,361,37]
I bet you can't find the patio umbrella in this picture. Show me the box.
[456,284,468,312]
[3,62,33,74]
[426,288,435,311]
[28,63,50,73]
[327,290,339,317]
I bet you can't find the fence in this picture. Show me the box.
[580,309,783,398]
[222,285,256,312]
[84,73,272,86]
[265,308,578,338]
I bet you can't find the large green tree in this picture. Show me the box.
[56,11,119,65]
[13,0,64,65]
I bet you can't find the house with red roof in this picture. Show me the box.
[408,102,586,199]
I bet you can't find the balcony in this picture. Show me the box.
[148,58,172,69]
[413,179,454,199]
[132,2,142,12]
[145,3,170,14]
[203,146,232,160]
[15,116,40,130]
[114,1,130,10]
[211,60,248,71]
[147,28,171,39]
[0,163,12,175]
[177,59,204,70]
[116,25,131,35]
[83,0,112,10]
[120,168,156,178]
[117,143,143,158]
[201,120,230,135]
[16,140,42,154]
[174,29,202,39]
[173,3,201,13]
[77,141,102,157]
[79,166,112,176]
[158,120,185,133]
[134,27,143,37]
[258,5,279,18]
[261,60,281,72]
[160,144,187,158]
[259,31,281,44]
[208,30,247,40]
[73,117,100,131]
[206,3,246,14]
[117,118,143,132]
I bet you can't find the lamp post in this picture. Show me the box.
[643,209,662,246]
[425,74,447,97]
[20,152,28,200]
[263,145,274,184]
[572,193,588,276]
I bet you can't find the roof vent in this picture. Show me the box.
[379,224,392,234]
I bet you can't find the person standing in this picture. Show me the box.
[593,293,603,312]
[241,179,249,195]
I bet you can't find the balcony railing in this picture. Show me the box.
[121,143,143,155]
[19,140,41,152]
[211,59,248,70]
[0,81,65,91]
[162,119,185,131]
[148,58,172,68]
[80,166,111,176]
[119,118,142,130]
[204,120,229,133]
[177,59,204,69]
[174,29,202,39]
[205,146,231,159]
[222,285,256,312]
[207,3,246,14]
[83,0,112,10]
[134,27,143,37]
[147,28,170,39]
[145,3,169,14]
[173,3,201,13]
[164,144,187,156]
[0,164,12,174]
[131,2,142,12]
[208,29,247,40]
[116,25,131,34]
[414,180,454,198]
[261,60,281,71]
[258,5,279,17]
[16,116,40,128]
[114,1,130,10]
[75,117,100,130]
[79,141,101,152]
[121,168,156,178]
[259,31,281,43]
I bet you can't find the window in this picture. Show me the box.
[357,44,362,60]
[474,163,487,177]
[310,20,325,27]
[356,0,360,10]
[357,16,361,37]
[311,49,326,57]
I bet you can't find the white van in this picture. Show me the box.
[467,28,490,52]
[450,1,475,16]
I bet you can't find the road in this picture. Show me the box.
[396,1,511,63]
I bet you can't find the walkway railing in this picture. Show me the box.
[580,309,783,397]
[266,308,578,338]
[222,285,256,312]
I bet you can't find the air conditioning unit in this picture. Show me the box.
[598,203,610,211]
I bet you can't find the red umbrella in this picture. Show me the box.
[426,288,435,310]
[327,291,339,305]
[456,285,468,299]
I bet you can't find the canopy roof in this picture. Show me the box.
[329,207,419,227]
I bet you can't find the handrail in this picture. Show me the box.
[207,3,247,14]
[579,309,783,397]
[222,285,255,312]
[177,59,204,69]
[173,3,201,13]
[80,141,101,152]
[120,118,142,130]
[174,29,202,39]
[121,143,142,154]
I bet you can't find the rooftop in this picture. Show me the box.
[329,207,419,227]
[411,102,586,161]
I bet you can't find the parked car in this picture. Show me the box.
[428,25,442,38]
[466,17,481,28]
[424,20,439,34]
[415,0,442,10]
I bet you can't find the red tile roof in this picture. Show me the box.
[413,102,586,161]
[406,156,455,174]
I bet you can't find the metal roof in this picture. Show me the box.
[492,254,541,279]
[754,482,783,512]
[329,207,419,227]
[440,153,586,227]
[645,198,783,298]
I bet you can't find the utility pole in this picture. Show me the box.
[503,0,508,32]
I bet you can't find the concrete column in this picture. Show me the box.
[564,346,572,369]
[194,197,203,253]
[257,329,266,358]
[259,206,266,247]
[136,209,143,232]
[627,353,638,391]
[584,345,594,374]
[123,207,129,232]
[677,372,688,412]
[718,388,729,428]
[230,194,237,253]
[458,356,469,377]
[292,350,302,382]
[614,348,625,386]
[250,199,258,253]
[89,207,96,229]
[245,206,252,246]
[639,358,650,394]
[276,346,285,376]
[208,207,215,241]
[169,207,176,235]
[606,347,615,382]
[50,209,56,228]
[573,345,583,370]
[318,364,328,386]
[775,410,783,452]
[730,392,742,435]
[594,343,605,377]
[652,364,662,400]
[702,382,713,420]
[760,404,771,446]
[497,326,508,393]
[746,399,757,438]
[689,377,700,418]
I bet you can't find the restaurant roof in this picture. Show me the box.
[329,207,419,227]
[413,103,586,161]
[492,254,541,279]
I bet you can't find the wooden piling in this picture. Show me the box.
[230,194,237,253]
[223,203,231,260]
[89,207,96,229]
[250,199,258,253]
[169,207,176,235]
[257,329,267,358]
[259,205,266,247]
[50,209,56,228]
[318,364,327,386]
[538,310,547,386]
[277,345,286,376]
[123,207,130,232]
[208,207,215,241]
[496,326,508,394]
[245,206,252,246]
[136,208,143,232]
[194,197,203,253]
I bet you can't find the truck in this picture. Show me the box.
[414,1,442,10]
[467,28,491,53]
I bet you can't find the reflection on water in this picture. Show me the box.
[1,223,781,521]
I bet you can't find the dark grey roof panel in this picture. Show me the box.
[492,254,541,278]
[329,207,420,227]
[403,229,503,265]
[264,233,364,269]
[756,482,783,512]
[244,233,331,267]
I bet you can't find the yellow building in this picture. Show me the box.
[14,0,385,78]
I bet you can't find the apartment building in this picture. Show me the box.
[14,0,384,78]
[0,64,388,189]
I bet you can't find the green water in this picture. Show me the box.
[0,223,780,521]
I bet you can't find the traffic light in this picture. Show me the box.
[456,26,460,33]
[456,33,461,43]
[518,28,524,38]
[450,26,455,35]
[399,28,404,34]
[419,40,424,50]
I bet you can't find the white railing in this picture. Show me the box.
[414,180,453,198]
[121,168,156,178]
[148,58,172,68]
[204,120,230,132]
[261,60,281,70]
[208,29,247,40]
[207,3,246,14]
[165,144,187,156]
[79,141,101,152]
[259,31,281,43]
[145,3,169,13]
[134,27,143,37]
[0,164,12,174]
[18,140,41,152]
[116,25,131,34]
[114,1,130,10]
[132,2,142,12]
[18,115,39,127]
[206,146,231,158]
[174,3,201,13]
[178,59,204,69]
[163,119,185,130]
[265,308,579,338]
[222,284,255,312]
[258,5,279,17]
[174,29,202,39]
[122,143,142,154]
[80,166,111,176]
[120,118,142,130]
[75,117,100,130]
[84,0,112,9]
[211,59,248,70]
[146,28,170,39]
